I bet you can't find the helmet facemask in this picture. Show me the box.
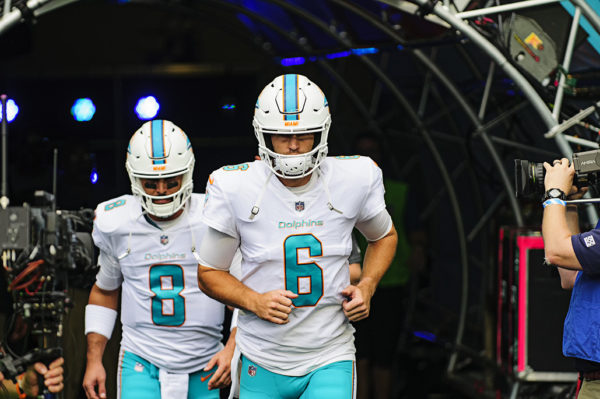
[255,128,329,179]
[128,163,194,218]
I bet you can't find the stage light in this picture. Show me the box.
[413,330,437,342]
[281,57,305,66]
[221,104,236,110]
[0,99,19,123]
[90,168,98,184]
[71,98,96,122]
[325,50,352,59]
[351,47,379,55]
[135,96,160,120]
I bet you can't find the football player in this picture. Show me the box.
[196,74,398,398]
[82,120,236,399]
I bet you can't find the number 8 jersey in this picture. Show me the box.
[92,193,225,373]
[202,156,386,376]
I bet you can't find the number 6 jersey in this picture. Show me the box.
[92,193,225,373]
[201,156,386,376]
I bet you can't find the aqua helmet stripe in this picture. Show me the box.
[284,74,298,121]
[151,119,166,165]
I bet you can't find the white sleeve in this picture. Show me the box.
[201,172,239,238]
[357,160,387,222]
[355,209,393,242]
[197,227,240,271]
[95,249,123,291]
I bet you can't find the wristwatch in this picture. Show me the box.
[543,188,567,201]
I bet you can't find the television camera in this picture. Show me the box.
[0,190,95,381]
[515,149,600,199]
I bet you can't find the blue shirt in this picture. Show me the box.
[565,230,600,362]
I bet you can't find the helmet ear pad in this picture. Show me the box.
[253,74,331,179]
[125,120,195,218]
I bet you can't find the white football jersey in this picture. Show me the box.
[202,156,386,376]
[92,193,225,373]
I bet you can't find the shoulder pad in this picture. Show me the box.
[331,155,377,167]
[321,156,382,218]
[94,195,140,234]
[208,161,265,193]
[220,162,254,173]
[326,156,378,184]
[187,193,205,219]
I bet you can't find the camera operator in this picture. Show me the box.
[0,357,64,397]
[542,157,600,398]
[0,274,65,398]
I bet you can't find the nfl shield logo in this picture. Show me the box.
[248,365,257,377]
[295,201,305,212]
[160,235,169,245]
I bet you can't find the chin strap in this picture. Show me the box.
[189,212,203,263]
[118,210,150,260]
[316,168,343,214]
[118,230,132,260]
[249,172,273,220]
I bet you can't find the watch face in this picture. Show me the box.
[545,188,565,200]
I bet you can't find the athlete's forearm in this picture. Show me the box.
[224,328,236,353]
[358,224,398,297]
[197,266,260,313]
[88,284,119,310]
[85,284,118,364]
[86,333,108,364]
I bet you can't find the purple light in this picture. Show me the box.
[325,50,352,59]
[413,330,437,342]
[281,57,306,66]
[90,168,99,184]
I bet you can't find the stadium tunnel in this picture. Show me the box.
[2,0,600,397]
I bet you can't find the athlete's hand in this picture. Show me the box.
[83,361,107,399]
[342,284,373,322]
[204,345,234,390]
[252,290,298,324]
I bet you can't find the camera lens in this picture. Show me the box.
[514,159,545,199]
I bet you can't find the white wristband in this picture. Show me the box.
[85,304,117,339]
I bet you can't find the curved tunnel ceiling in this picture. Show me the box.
[1,0,600,393]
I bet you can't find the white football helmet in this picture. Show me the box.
[125,120,194,218]
[253,74,331,178]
